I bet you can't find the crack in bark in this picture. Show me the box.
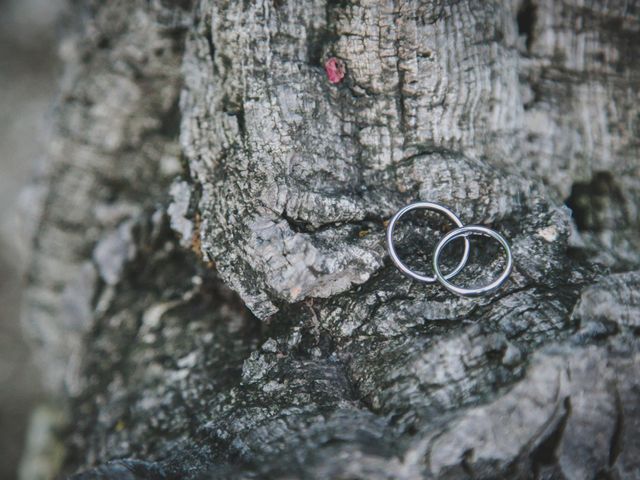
[531,396,572,472]
[608,385,624,468]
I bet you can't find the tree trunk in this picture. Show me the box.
[20,0,640,478]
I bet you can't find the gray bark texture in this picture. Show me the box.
[19,0,640,478]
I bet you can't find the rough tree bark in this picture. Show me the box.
[19,0,640,478]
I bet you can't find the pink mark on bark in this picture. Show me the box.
[324,57,345,84]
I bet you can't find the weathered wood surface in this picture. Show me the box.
[20,0,640,478]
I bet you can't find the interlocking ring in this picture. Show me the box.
[386,202,470,284]
[386,202,513,296]
[433,225,513,296]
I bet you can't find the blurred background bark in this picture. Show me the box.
[0,0,64,478]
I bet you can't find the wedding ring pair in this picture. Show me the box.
[386,202,513,296]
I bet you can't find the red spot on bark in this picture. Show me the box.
[325,57,345,84]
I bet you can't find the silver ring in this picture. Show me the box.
[386,202,470,284]
[433,225,513,296]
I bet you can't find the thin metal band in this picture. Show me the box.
[386,202,470,284]
[433,225,513,296]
